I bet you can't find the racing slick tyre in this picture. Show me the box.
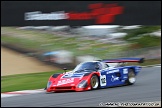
[90,74,99,89]
[126,69,136,85]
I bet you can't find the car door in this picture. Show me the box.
[105,66,124,87]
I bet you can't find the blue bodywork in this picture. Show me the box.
[99,65,142,88]
[72,57,143,88]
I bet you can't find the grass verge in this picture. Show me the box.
[1,70,63,93]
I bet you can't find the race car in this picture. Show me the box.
[45,57,144,92]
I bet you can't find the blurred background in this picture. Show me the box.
[1,1,161,92]
[1,25,161,71]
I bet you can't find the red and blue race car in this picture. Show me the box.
[45,58,144,92]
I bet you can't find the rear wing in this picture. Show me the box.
[101,58,144,63]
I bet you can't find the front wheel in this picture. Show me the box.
[126,69,136,85]
[90,75,99,89]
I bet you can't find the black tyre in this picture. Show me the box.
[90,75,99,89]
[126,69,136,85]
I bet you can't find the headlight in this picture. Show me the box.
[47,81,52,89]
[77,80,88,88]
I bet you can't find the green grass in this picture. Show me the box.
[123,25,161,40]
[122,26,161,49]
[1,27,128,57]
[1,59,160,93]
[1,35,42,49]
[1,70,63,93]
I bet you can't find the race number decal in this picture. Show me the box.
[123,68,128,74]
[100,75,106,86]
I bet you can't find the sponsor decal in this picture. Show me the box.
[62,73,84,78]
[107,69,119,74]
[111,75,119,82]
[71,84,75,86]
[135,67,141,72]
[121,80,125,82]
[64,73,73,77]
[57,78,74,86]
[123,76,127,79]
[25,3,124,24]
[123,68,128,74]
[25,11,67,20]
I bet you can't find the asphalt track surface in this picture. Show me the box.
[1,67,161,107]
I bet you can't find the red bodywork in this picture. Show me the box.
[46,72,100,92]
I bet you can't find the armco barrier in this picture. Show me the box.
[1,42,38,55]
[1,42,75,70]
[101,46,161,60]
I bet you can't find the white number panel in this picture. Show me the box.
[100,75,106,86]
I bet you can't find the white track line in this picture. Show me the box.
[1,89,45,98]
[141,64,161,68]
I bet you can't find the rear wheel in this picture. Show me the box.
[90,75,99,89]
[126,69,136,85]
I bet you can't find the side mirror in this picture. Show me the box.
[95,66,99,71]
[63,68,67,73]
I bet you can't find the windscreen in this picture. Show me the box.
[73,62,99,73]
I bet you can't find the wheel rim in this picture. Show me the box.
[128,71,136,83]
[91,76,99,89]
